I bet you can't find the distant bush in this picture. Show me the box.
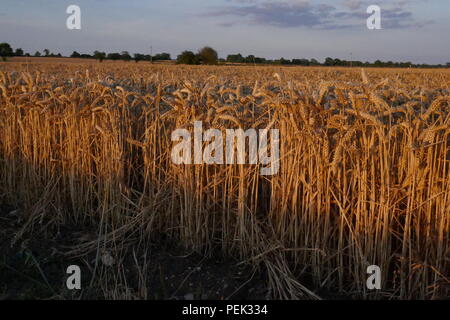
[176,51,199,65]
[94,51,106,62]
[0,42,13,61]
[153,53,171,61]
[197,47,218,65]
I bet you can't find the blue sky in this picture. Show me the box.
[0,0,449,63]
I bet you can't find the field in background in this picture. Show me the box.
[0,62,449,299]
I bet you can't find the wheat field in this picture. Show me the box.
[0,62,449,299]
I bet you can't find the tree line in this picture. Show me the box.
[1,42,449,68]
[225,53,450,69]
[0,42,172,63]
[71,51,171,63]
[177,47,450,69]
[0,43,65,60]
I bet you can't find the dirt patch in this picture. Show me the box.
[0,205,268,300]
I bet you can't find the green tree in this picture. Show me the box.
[324,57,334,66]
[279,57,291,65]
[254,57,265,64]
[0,42,14,61]
[43,49,50,56]
[121,51,131,61]
[197,46,218,65]
[244,55,255,63]
[176,51,199,65]
[93,50,106,62]
[134,53,145,63]
[153,53,171,61]
[227,53,244,63]
[107,53,121,61]
[292,59,309,66]
[374,60,383,67]
[333,58,342,66]
[14,48,24,56]
[34,51,41,57]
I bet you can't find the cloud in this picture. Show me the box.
[342,0,415,11]
[218,22,234,27]
[208,2,335,29]
[224,0,258,3]
[342,0,363,10]
[208,0,429,30]
[335,5,433,29]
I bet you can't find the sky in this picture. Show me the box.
[0,0,449,64]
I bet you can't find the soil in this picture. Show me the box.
[0,204,268,300]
